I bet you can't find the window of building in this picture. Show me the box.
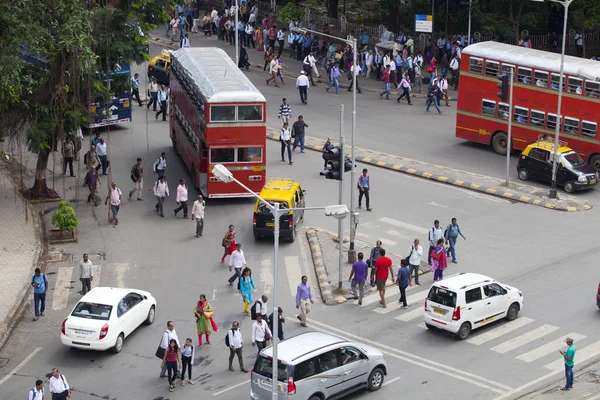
[585,80,600,98]
[502,64,516,80]
[547,113,561,130]
[498,103,509,120]
[582,120,597,139]
[531,110,545,127]
[485,60,499,77]
[210,148,235,163]
[237,147,263,162]
[238,105,263,121]
[563,117,579,135]
[469,57,483,74]
[568,77,583,94]
[534,70,549,88]
[550,73,564,91]
[518,67,532,84]
[514,106,529,124]
[482,99,496,117]
[210,106,236,122]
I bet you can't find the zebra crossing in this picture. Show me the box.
[354,217,432,254]
[355,287,600,372]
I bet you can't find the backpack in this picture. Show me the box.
[224,329,234,347]
[250,300,262,320]
[450,58,459,71]
[426,64,435,73]
[130,164,139,182]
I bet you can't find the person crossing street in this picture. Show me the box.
[79,253,93,295]
[153,176,169,218]
[444,217,466,263]
[296,71,309,104]
[277,98,291,125]
[173,179,188,218]
[357,168,371,211]
[280,122,292,165]
[349,252,368,305]
[295,276,314,327]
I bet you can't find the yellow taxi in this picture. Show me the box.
[253,178,305,242]
[147,49,172,85]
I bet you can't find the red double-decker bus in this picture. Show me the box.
[456,41,600,171]
[169,47,267,197]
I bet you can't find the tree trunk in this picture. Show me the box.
[328,0,339,19]
[25,147,59,200]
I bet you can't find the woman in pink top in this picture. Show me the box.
[431,238,448,281]
[162,339,181,392]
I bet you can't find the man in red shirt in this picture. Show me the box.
[374,248,394,308]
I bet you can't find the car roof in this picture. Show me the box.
[79,287,148,304]
[526,141,572,154]
[260,332,348,364]
[257,179,301,203]
[433,273,496,291]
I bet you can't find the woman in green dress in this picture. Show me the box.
[194,294,218,346]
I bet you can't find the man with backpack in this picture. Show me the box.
[27,379,44,400]
[31,268,48,321]
[251,295,268,321]
[153,152,167,179]
[445,217,466,264]
[129,157,144,201]
[226,321,247,372]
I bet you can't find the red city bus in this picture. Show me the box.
[169,47,267,198]
[455,41,600,171]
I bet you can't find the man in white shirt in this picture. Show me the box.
[407,239,424,286]
[439,75,450,106]
[49,368,70,400]
[348,63,362,94]
[79,253,93,295]
[228,321,248,372]
[159,321,180,377]
[365,50,373,79]
[95,138,108,175]
[280,122,292,164]
[105,181,123,227]
[296,70,309,104]
[191,195,205,238]
[276,27,286,57]
[153,152,167,179]
[266,57,280,87]
[251,314,272,353]
[254,294,269,320]
[174,179,188,218]
[428,220,444,265]
[153,176,169,218]
[28,379,44,400]
[228,243,247,285]
[302,51,317,86]
[181,33,190,48]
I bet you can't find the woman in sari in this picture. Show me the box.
[239,267,256,316]
[254,25,263,51]
[194,294,218,346]
[221,224,236,263]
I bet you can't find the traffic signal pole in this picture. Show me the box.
[505,68,514,186]
[338,105,345,289]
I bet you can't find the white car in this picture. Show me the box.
[423,273,523,340]
[61,287,156,353]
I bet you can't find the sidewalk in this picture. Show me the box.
[518,360,600,399]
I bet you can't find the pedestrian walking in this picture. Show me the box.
[191,195,205,237]
[79,253,93,295]
[195,294,218,346]
[27,379,44,400]
[349,252,368,305]
[174,179,188,218]
[227,321,248,372]
[396,259,410,308]
[62,136,75,177]
[49,368,70,400]
[105,181,123,227]
[162,339,181,392]
[31,267,48,321]
[348,62,362,93]
[181,33,190,48]
[425,80,442,114]
[414,61,423,93]
[84,166,101,206]
[180,338,195,386]
[251,314,272,354]
[276,58,287,84]
[326,64,341,94]
[239,267,256,315]
[279,122,292,164]
[379,65,391,99]
[302,51,317,86]
[367,240,382,287]
[252,294,268,321]
[291,115,308,153]
[74,127,83,161]
[95,138,108,175]
[277,98,291,125]
[131,73,143,106]
[85,144,100,171]
[428,219,444,265]
[374,248,394,308]
[147,77,159,111]
[295,275,314,327]
[228,243,247,286]
[158,321,180,378]
[430,238,448,281]
[239,44,250,71]
[357,168,371,211]
[396,74,413,105]
[156,85,168,121]
[444,217,466,263]
[128,157,144,201]
[296,70,309,104]
[560,337,576,390]
[153,176,169,218]
[407,239,423,286]
[268,307,285,341]
[221,224,236,263]
[265,56,280,87]
[153,152,167,179]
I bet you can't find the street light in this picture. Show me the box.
[235,0,239,66]
[212,164,348,400]
[292,26,359,259]
[531,0,574,198]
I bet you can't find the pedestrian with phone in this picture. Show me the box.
[560,337,576,391]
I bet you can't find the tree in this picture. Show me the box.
[571,0,600,58]
[328,0,339,19]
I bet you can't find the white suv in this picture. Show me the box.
[423,273,523,340]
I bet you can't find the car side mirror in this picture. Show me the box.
[360,353,368,360]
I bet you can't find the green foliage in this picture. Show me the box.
[52,200,80,231]
[277,3,306,24]
[571,1,600,31]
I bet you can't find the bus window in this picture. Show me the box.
[238,105,263,121]
[534,70,548,88]
[498,103,509,120]
[469,57,483,74]
[501,64,516,80]
[210,106,236,122]
[531,110,545,127]
[563,117,579,135]
[568,77,583,94]
[585,80,600,98]
[201,141,208,158]
[481,99,496,116]
[582,121,597,139]
[518,67,532,84]
[550,73,564,91]
[514,107,529,124]
[210,148,235,163]
[237,147,263,162]
[485,60,499,77]
[547,113,561,130]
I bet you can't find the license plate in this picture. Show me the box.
[266,222,274,227]
[591,179,596,185]
[253,166,263,171]
[261,379,271,386]
[433,308,447,315]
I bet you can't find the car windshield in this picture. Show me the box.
[257,201,289,214]
[427,287,457,308]
[562,151,585,168]
[71,302,113,320]
[253,355,288,382]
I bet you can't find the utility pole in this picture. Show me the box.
[505,68,514,186]
[338,105,344,289]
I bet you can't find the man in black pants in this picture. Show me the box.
[155,84,168,121]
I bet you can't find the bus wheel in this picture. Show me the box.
[589,155,600,172]
[492,132,509,155]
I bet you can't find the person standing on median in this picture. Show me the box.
[79,253,93,295]
[296,275,314,327]
[31,267,48,321]
[191,195,205,238]
[374,248,394,308]
[407,239,423,286]
[349,252,368,305]
[560,337,576,391]
[445,217,466,264]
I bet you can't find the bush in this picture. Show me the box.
[277,3,305,25]
[51,200,80,231]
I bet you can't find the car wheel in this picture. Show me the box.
[289,226,296,243]
[112,333,124,353]
[564,181,575,193]
[456,322,471,340]
[145,305,155,325]
[506,303,520,321]
[425,323,435,330]
[492,132,509,155]
[518,168,529,181]
[254,232,260,242]
[308,396,322,400]
[368,367,384,391]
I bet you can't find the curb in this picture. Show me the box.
[266,130,591,212]
[306,228,346,305]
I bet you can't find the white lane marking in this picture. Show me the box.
[382,376,401,387]
[374,290,428,314]
[113,263,129,288]
[298,233,310,277]
[91,264,101,289]
[465,191,507,203]
[466,317,534,346]
[260,258,273,296]
[359,284,422,307]
[394,307,426,322]
[378,217,429,235]
[52,267,73,310]
[212,287,217,301]
[381,238,398,247]
[428,201,449,209]
[543,339,600,372]
[491,324,560,354]
[384,229,411,240]
[309,319,511,393]
[212,379,250,396]
[284,256,302,298]
[516,332,586,363]
[0,347,42,386]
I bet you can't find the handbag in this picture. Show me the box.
[403,250,413,266]
[221,238,227,247]
[203,310,214,319]
[155,330,167,359]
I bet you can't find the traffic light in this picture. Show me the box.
[322,147,342,180]
[497,74,509,102]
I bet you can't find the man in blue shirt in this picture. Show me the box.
[295,276,314,327]
[357,168,371,211]
[396,259,410,308]
[444,217,466,263]
[359,30,370,48]
[131,73,142,106]
[349,252,368,305]
[31,268,48,321]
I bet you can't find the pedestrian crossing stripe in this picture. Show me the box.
[359,283,422,307]
[395,307,426,322]
[466,317,534,346]
[490,324,560,354]
[516,332,586,363]
[374,290,428,315]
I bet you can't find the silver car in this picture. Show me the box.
[250,331,387,400]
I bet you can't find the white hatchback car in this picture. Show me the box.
[61,287,156,353]
[423,273,523,340]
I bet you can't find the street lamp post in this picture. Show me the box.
[467,0,472,46]
[235,0,239,67]
[212,164,348,400]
